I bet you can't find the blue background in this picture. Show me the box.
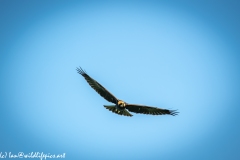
[1,0,240,160]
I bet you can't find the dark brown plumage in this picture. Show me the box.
[77,67,178,117]
[77,67,118,104]
[125,104,178,116]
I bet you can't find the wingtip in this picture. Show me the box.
[76,66,87,75]
[170,110,179,116]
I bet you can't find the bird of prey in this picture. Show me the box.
[77,67,178,117]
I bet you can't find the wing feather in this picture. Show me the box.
[126,104,178,116]
[77,67,118,104]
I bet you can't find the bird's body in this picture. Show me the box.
[77,67,178,117]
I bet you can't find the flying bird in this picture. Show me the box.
[77,67,178,117]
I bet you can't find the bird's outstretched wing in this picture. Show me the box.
[77,67,118,104]
[126,104,178,116]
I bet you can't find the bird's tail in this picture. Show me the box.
[104,105,133,117]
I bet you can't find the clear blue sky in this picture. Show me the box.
[1,0,240,160]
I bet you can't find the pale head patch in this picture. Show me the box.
[118,100,126,107]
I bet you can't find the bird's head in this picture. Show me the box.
[118,100,126,108]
